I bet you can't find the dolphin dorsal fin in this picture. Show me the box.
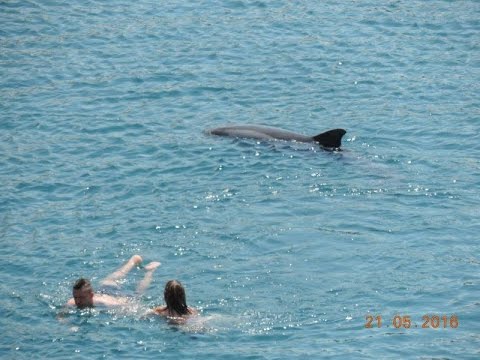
[312,129,347,148]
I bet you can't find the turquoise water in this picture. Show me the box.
[1,0,479,358]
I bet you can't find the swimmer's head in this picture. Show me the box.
[73,278,94,308]
[164,280,189,315]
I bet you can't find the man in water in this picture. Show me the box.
[66,254,160,308]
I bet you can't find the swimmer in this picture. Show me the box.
[148,280,198,324]
[65,255,160,309]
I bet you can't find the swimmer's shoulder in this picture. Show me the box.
[152,306,168,316]
[93,293,130,307]
[147,306,198,318]
[188,307,199,316]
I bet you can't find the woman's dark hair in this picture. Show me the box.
[164,280,189,316]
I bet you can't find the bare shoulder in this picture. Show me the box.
[152,306,168,316]
[93,293,130,307]
[66,298,75,306]
[188,307,199,316]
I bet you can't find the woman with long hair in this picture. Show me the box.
[150,280,198,323]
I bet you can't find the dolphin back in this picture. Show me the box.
[312,129,346,148]
[208,125,347,149]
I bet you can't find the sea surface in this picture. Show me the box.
[1,1,479,359]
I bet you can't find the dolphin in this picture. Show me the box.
[207,125,347,149]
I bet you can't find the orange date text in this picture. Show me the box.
[365,314,458,329]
